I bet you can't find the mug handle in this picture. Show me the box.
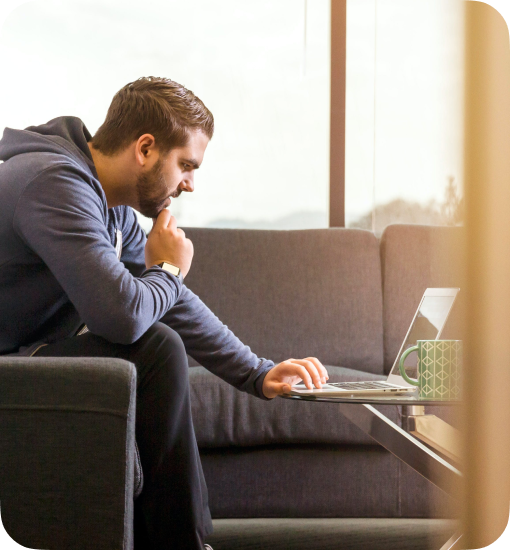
[399,345,420,386]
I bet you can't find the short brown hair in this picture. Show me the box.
[91,77,214,155]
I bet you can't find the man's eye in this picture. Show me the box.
[183,163,190,170]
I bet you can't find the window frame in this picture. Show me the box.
[329,0,347,228]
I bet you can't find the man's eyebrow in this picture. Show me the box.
[181,158,200,169]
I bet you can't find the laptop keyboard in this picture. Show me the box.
[327,381,400,390]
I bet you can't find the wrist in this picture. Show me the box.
[155,261,183,282]
[261,370,275,399]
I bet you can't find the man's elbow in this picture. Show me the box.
[86,315,147,346]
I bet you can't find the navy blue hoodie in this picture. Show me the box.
[0,116,272,398]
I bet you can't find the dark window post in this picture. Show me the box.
[330,0,347,228]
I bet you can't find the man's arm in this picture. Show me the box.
[120,208,274,398]
[161,286,275,399]
[120,209,329,399]
[13,164,183,345]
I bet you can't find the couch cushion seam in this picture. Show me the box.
[0,404,128,418]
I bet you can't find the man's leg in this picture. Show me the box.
[35,322,212,550]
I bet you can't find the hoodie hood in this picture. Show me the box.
[0,116,97,177]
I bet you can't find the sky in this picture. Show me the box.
[0,0,499,231]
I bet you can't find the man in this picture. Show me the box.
[0,77,328,550]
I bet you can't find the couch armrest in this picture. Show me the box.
[0,356,137,550]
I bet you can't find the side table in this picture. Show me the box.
[281,393,462,550]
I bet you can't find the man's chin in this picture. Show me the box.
[139,203,165,219]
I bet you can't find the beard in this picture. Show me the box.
[135,158,171,219]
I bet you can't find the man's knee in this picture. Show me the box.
[143,322,187,360]
[133,323,189,389]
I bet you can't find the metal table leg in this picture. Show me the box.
[336,404,463,550]
[336,403,461,495]
[439,531,463,550]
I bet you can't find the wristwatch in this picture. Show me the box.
[157,262,183,282]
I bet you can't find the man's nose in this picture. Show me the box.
[180,173,194,193]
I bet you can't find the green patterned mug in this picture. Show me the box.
[398,340,462,400]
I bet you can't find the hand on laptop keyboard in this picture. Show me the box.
[261,357,329,398]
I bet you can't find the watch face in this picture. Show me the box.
[161,262,180,277]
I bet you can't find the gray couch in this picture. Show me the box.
[0,224,462,549]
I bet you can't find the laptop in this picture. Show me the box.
[290,288,460,397]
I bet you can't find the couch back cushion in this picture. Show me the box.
[381,224,465,374]
[183,228,384,374]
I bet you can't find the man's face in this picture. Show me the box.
[135,130,209,218]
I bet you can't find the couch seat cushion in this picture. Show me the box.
[190,365,401,447]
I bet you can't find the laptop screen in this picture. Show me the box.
[388,293,457,379]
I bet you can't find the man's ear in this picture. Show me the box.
[135,134,157,167]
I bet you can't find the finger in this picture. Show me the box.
[264,381,292,399]
[291,359,323,389]
[176,227,186,237]
[302,358,327,385]
[277,361,314,389]
[277,382,292,395]
[168,215,178,232]
[286,363,313,390]
[154,209,172,229]
[306,357,329,382]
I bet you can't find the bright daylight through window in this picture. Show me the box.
[345,0,464,235]
[0,0,464,235]
[0,0,331,234]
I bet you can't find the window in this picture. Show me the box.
[2,0,465,236]
[345,0,464,235]
[0,0,331,233]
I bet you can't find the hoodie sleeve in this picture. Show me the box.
[13,163,183,345]
[160,287,275,399]
[119,207,274,399]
